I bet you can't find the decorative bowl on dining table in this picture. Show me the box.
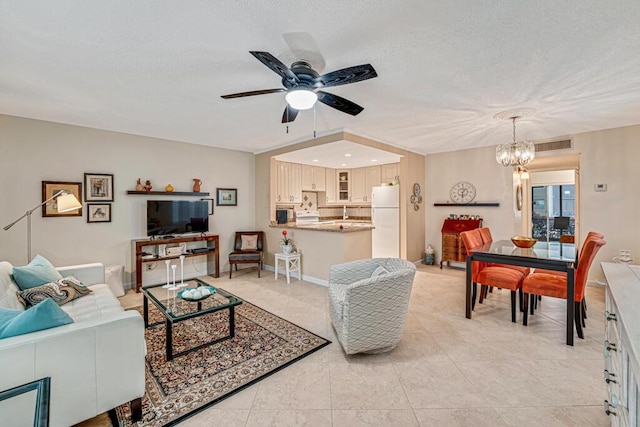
[511,236,537,248]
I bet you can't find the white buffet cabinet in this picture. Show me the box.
[602,262,640,426]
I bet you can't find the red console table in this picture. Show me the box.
[440,219,482,268]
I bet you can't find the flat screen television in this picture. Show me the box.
[147,200,209,237]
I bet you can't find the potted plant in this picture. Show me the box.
[281,230,293,254]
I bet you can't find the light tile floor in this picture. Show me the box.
[80,265,609,426]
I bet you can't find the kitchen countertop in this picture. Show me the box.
[269,221,374,233]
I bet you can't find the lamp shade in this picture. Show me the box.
[285,89,317,110]
[56,193,82,212]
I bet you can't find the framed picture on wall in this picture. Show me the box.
[216,188,237,206]
[42,181,83,217]
[84,173,114,202]
[87,204,111,223]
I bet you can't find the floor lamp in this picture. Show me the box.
[3,191,82,262]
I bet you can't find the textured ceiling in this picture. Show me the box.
[2,1,640,155]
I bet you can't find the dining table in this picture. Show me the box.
[465,240,577,345]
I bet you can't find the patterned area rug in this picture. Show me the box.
[115,291,330,426]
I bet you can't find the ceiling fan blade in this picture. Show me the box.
[282,32,325,72]
[316,91,364,116]
[249,51,298,83]
[315,64,377,88]
[221,88,286,99]
[281,105,299,123]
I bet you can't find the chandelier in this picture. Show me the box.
[495,116,535,167]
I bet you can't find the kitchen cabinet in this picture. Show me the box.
[276,161,302,204]
[381,163,399,185]
[301,165,326,191]
[351,168,367,203]
[276,161,289,204]
[602,262,640,426]
[351,166,381,203]
[366,165,381,194]
[290,163,302,203]
[325,168,337,204]
[337,170,350,202]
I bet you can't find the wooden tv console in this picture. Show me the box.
[132,234,219,292]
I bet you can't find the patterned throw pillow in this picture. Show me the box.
[16,276,92,308]
[240,234,258,250]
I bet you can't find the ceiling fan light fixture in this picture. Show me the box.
[286,89,317,110]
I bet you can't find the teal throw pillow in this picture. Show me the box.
[0,298,74,339]
[12,254,63,290]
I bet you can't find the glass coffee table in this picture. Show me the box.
[142,278,242,361]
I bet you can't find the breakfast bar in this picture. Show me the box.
[266,222,373,283]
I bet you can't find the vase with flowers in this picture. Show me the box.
[280,229,293,254]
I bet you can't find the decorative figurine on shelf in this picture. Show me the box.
[165,184,174,192]
[144,180,152,192]
[192,179,202,192]
[135,178,143,191]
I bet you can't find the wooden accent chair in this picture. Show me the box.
[460,229,526,322]
[228,231,264,278]
[522,237,606,338]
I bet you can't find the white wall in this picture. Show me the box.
[0,115,255,287]
[574,125,640,279]
[425,144,517,265]
[425,124,640,282]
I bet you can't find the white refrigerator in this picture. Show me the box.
[371,185,400,258]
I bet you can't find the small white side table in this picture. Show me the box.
[275,252,301,284]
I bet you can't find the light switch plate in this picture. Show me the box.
[594,183,607,192]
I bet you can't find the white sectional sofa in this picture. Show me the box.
[0,261,145,427]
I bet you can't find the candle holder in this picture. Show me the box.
[162,260,172,288]
[178,255,186,287]
[168,265,179,291]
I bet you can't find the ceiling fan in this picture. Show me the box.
[221,51,377,123]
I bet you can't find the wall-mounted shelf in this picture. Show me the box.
[433,202,500,207]
[127,191,210,196]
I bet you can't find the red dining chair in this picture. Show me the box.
[534,231,604,277]
[530,231,604,322]
[460,229,526,323]
[522,237,606,338]
[477,227,531,303]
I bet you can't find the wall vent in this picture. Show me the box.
[535,139,572,152]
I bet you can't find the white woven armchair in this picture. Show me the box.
[328,258,417,355]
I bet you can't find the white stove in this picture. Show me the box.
[295,210,320,224]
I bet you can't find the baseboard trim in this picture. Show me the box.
[263,264,328,287]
